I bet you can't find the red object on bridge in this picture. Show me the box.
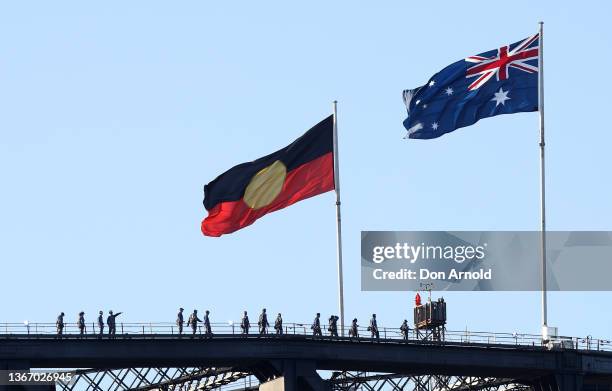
[415,293,421,307]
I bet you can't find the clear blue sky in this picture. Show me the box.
[1,1,610,339]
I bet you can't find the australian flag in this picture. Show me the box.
[403,33,539,139]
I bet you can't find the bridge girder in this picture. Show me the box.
[55,367,251,391]
[2,335,611,390]
[56,369,535,391]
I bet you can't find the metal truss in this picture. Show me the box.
[55,369,534,390]
[329,372,532,391]
[56,367,251,391]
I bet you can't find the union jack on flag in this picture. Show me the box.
[402,33,540,139]
[465,34,539,91]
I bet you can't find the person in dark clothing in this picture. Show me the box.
[311,313,322,336]
[258,308,269,334]
[176,308,184,335]
[187,310,202,335]
[203,310,212,336]
[400,319,409,340]
[97,311,104,335]
[328,315,339,337]
[107,310,122,336]
[56,312,65,335]
[78,312,86,335]
[241,311,250,335]
[369,314,379,340]
[274,313,283,335]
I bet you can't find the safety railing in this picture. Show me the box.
[1,321,610,352]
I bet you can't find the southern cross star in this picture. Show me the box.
[491,88,510,106]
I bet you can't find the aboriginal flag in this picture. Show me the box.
[201,116,334,237]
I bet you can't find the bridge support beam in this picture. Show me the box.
[532,373,584,391]
[260,360,330,391]
[555,373,584,391]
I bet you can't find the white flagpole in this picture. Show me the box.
[538,21,548,337]
[332,100,345,336]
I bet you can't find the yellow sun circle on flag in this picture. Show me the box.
[243,160,287,209]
